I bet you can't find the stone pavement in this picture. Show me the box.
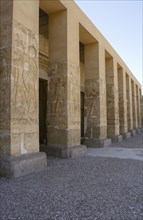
[0,131,143,220]
[87,147,143,161]
[88,129,143,161]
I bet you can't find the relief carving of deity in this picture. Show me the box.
[54,78,65,113]
[87,88,96,118]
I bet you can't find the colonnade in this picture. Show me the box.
[0,0,142,178]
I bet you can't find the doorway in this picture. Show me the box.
[39,78,47,145]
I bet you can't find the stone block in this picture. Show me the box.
[85,138,111,148]
[0,152,47,178]
[122,132,131,139]
[136,128,141,135]
[130,129,136,136]
[42,145,87,158]
[111,135,123,143]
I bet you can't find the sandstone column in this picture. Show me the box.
[141,96,143,128]
[105,57,122,142]
[84,43,111,147]
[0,0,47,178]
[46,9,86,157]
[136,86,141,133]
[126,75,133,132]
[138,88,142,128]
[132,80,138,134]
[117,68,130,139]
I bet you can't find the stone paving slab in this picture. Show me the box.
[87,147,143,161]
[87,129,143,161]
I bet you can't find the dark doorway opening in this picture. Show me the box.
[81,91,84,143]
[39,78,47,145]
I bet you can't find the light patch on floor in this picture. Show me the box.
[87,147,143,161]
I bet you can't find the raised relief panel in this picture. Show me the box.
[11,20,38,127]
[0,47,11,130]
[0,23,12,48]
[47,63,67,129]
[84,80,100,138]
[68,65,80,128]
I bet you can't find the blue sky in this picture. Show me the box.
[75,0,142,87]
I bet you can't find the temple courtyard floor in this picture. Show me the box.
[0,130,143,220]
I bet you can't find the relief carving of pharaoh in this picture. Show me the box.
[12,22,38,124]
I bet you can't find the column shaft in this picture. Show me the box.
[118,68,128,134]
[126,75,133,130]
[84,43,111,147]
[0,0,47,178]
[138,88,141,128]
[105,57,120,141]
[0,1,13,156]
[136,86,141,128]
[47,9,86,156]
[132,81,138,129]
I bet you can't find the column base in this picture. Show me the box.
[122,132,131,140]
[0,152,47,178]
[136,128,141,135]
[130,129,136,136]
[85,138,111,148]
[41,145,87,158]
[111,135,123,143]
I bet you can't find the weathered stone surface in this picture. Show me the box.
[41,145,87,158]
[141,96,143,127]
[105,57,119,138]
[85,138,111,148]
[126,75,133,131]
[122,132,131,140]
[130,129,136,136]
[0,0,142,177]
[0,152,47,178]
[111,135,123,143]
[136,128,141,135]
[11,20,39,156]
[118,67,128,134]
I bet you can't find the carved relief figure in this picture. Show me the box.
[87,88,96,118]
[27,45,38,115]
[54,78,65,113]
[0,48,10,129]
[12,21,38,124]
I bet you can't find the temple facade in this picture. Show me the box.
[0,0,142,178]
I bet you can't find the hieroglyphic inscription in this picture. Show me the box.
[11,20,38,126]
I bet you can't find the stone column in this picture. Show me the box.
[136,86,141,133]
[105,57,122,142]
[0,0,47,178]
[131,80,138,134]
[118,68,130,139]
[141,96,143,128]
[46,9,86,157]
[138,88,142,128]
[126,75,133,132]
[84,43,111,147]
